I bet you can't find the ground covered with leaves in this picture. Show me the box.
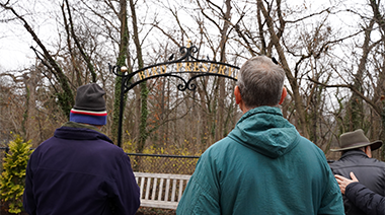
[136,207,176,215]
[1,203,175,215]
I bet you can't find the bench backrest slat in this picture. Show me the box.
[178,179,184,201]
[139,177,145,199]
[158,178,164,201]
[171,179,176,202]
[151,178,157,200]
[145,177,151,200]
[165,178,170,201]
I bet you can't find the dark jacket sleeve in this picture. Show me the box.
[345,182,385,215]
[111,153,140,215]
[23,155,36,215]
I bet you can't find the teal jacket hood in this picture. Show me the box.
[228,106,299,158]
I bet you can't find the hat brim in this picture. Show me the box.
[331,140,383,152]
[370,140,383,151]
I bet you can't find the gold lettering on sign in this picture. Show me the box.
[193,62,200,72]
[151,66,158,76]
[176,63,183,72]
[208,63,217,73]
[218,65,226,75]
[160,65,167,74]
[228,67,235,77]
[202,62,208,72]
[136,62,237,80]
[185,62,192,72]
[139,70,146,80]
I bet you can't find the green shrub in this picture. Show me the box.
[0,135,33,214]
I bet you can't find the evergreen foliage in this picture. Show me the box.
[0,135,33,214]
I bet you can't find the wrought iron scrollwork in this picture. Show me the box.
[174,45,200,62]
[108,64,126,77]
[177,80,196,91]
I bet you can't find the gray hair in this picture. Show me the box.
[237,56,286,108]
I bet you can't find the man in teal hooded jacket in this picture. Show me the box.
[177,56,344,215]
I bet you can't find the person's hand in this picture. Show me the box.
[334,172,359,194]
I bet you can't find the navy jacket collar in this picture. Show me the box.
[339,150,368,160]
[54,125,113,144]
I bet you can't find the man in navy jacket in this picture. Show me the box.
[23,83,140,215]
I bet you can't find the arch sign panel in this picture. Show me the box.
[110,44,240,146]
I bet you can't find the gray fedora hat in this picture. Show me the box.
[331,129,383,152]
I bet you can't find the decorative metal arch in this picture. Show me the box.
[110,44,240,147]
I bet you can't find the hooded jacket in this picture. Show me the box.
[177,106,344,215]
[329,150,385,215]
[23,122,140,215]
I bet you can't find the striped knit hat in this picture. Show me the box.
[70,83,107,125]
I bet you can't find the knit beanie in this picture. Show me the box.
[69,83,107,125]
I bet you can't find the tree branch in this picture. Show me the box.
[308,77,381,115]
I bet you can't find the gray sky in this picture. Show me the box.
[0,0,361,71]
[0,0,59,71]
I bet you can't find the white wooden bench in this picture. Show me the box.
[134,172,191,210]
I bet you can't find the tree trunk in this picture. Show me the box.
[128,0,148,153]
[215,0,232,141]
[257,0,309,138]
[111,0,130,144]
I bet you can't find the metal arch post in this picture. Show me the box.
[117,75,127,147]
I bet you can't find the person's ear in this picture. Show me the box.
[279,87,287,105]
[234,86,242,104]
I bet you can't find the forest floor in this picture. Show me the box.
[0,203,175,215]
[136,207,176,214]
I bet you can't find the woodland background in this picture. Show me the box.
[0,0,385,161]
